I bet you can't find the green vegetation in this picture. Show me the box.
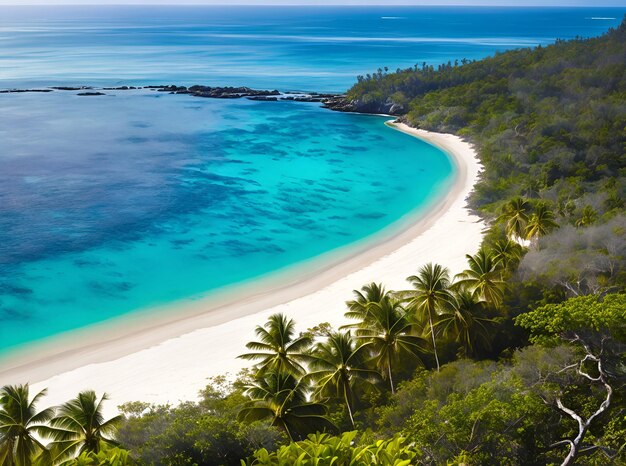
[0,385,57,465]
[244,431,420,465]
[238,314,312,377]
[0,386,123,465]
[107,289,623,465]
[50,392,122,460]
[348,19,626,308]
[2,19,624,466]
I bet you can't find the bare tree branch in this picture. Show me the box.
[551,335,614,466]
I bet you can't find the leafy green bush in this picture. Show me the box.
[243,431,420,466]
[515,294,626,344]
[60,447,134,466]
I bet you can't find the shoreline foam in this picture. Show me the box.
[0,121,484,416]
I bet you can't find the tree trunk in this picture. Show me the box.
[343,380,355,428]
[428,310,440,371]
[387,351,395,394]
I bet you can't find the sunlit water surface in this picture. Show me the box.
[0,6,622,91]
[0,91,452,351]
[0,6,622,352]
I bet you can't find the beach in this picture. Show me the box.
[1,122,484,417]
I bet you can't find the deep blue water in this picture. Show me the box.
[0,6,622,353]
[0,6,623,92]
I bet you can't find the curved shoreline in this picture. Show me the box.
[0,122,484,415]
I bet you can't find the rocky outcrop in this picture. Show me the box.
[0,89,53,93]
[247,96,279,101]
[322,96,405,116]
[51,86,92,91]
[149,85,282,99]
[281,92,342,103]
[103,86,138,90]
[1,83,377,113]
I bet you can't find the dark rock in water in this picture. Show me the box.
[310,92,341,98]
[291,96,325,103]
[247,96,279,101]
[150,84,283,99]
[2,82,354,112]
[51,86,93,91]
[156,85,188,93]
[102,86,137,90]
[322,95,405,116]
[0,89,54,93]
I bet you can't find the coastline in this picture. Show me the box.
[0,121,485,416]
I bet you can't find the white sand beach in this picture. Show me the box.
[1,122,485,417]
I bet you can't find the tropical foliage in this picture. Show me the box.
[238,371,334,441]
[347,18,626,303]
[0,387,124,466]
[60,447,134,466]
[244,431,420,465]
[0,385,56,466]
[238,313,312,376]
[304,331,377,427]
[402,262,454,371]
[5,17,625,466]
[348,297,424,393]
[49,391,122,460]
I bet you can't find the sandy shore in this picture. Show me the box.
[1,121,484,417]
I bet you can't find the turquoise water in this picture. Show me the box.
[0,90,452,351]
[0,6,622,353]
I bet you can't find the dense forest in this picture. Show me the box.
[1,18,625,466]
[343,17,626,310]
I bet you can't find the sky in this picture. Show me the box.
[0,0,624,5]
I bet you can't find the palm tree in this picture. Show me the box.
[557,198,576,218]
[402,263,454,371]
[238,313,312,377]
[238,372,334,441]
[454,248,505,308]
[436,290,499,358]
[345,298,425,393]
[490,238,525,272]
[344,282,389,323]
[49,391,122,461]
[498,196,531,242]
[0,384,58,466]
[575,205,598,227]
[525,202,558,241]
[305,332,380,428]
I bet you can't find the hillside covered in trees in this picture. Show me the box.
[1,17,625,466]
[340,18,626,310]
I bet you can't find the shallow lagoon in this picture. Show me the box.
[0,90,452,351]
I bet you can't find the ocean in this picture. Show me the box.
[0,6,622,353]
[0,6,622,91]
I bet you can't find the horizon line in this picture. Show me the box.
[2,2,624,6]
